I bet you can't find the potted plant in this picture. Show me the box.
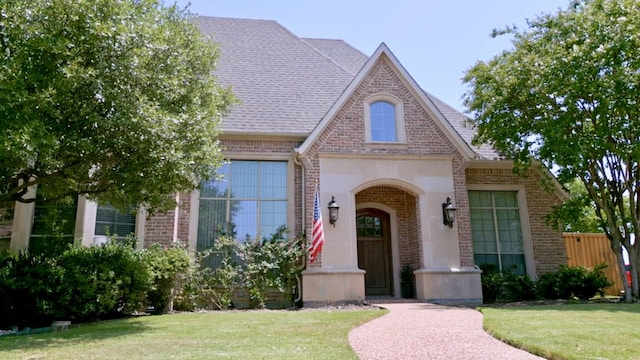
[400,263,415,299]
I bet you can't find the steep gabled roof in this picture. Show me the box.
[194,16,361,136]
[194,16,500,159]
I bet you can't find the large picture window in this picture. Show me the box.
[197,160,287,251]
[469,191,526,274]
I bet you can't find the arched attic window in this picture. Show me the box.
[364,94,406,143]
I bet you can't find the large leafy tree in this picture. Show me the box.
[0,0,234,213]
[463,0,640,301]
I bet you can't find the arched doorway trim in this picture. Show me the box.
[352,178,423,197]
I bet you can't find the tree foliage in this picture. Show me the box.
[463,0,640,300]
[0,0,235,213]
[553,178,603,233]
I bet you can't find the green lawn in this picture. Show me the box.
[0,308,385,359]
[481,303,640,360]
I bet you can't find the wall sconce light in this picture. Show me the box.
[328,195,340,227]
[442,196,457,228]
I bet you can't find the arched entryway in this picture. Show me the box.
[355,184,422,298]
[357,208,393,296]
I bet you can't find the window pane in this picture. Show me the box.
[95,205,135,237]
[31,197,77,236]
[259,201,287,238]
[230,161,258,198]
[197,160,288,255]
[494,192,518,208]
[200,163,229,198]
[474,254,499,268]
[501,254,526,275]
[370,101,396,142]
[232,200,258,242]
[496,209,523,253]
[470,209,497,253]
[469,191,493,207]
[198,199,227,249]
[260,162,287,199]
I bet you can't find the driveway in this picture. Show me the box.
[349,303,545,360]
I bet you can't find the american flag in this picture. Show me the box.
[309,187,325,263]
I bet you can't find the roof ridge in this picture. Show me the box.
[301,38,360,77]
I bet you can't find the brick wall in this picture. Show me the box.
[144,204,178,248]
[465,168,566,275]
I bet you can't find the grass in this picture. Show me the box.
[0,308,385,359]
[480,303,640,360]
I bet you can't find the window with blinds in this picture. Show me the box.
[95,205,136,240]
[197,160,288,251]
[469,191,526,274]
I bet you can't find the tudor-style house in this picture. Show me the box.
[1,16,568,305]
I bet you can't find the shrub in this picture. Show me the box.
[241,227,305,309]
[142,243,192,314]
[501,271,537,302]
[0,252,63,328]
[480,264,503,304]
[400,263,415,299]
[56,240,149,321]
[180,235,242,310]
[536,264,612,300]
[177,228,306,310]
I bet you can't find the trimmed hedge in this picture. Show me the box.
[0,241,190,329]
[480,263,613,304]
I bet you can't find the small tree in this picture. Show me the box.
[463,0,640,301]
[0,0,235,213]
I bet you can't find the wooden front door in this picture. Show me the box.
[357,209,392,296]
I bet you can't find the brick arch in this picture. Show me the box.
[355,185,423,274]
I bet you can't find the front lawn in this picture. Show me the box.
[0,308,385,359]
[481,303,640,360]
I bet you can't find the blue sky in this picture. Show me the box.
[172,0,570,112]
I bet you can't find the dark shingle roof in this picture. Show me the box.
[194,16,498,159]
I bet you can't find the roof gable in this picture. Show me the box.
[296,43,477,159]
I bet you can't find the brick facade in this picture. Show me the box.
[465,167,567,275]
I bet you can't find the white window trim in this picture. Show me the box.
[75,196,144,248]
[364,93,406,144]
[466,185,537,279]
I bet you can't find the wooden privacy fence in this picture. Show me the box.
[563,233,624,296]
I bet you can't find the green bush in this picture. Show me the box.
[536,264,612,300]
[480,264,503,304]
[0,252,63,328]
[177,228,306,310]
[174,236,241,311]
[241,227,306,309]
[56,240,149,322]
[501,271,537,302]
[142,243,192,314]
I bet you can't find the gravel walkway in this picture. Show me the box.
[349,303,545,360]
